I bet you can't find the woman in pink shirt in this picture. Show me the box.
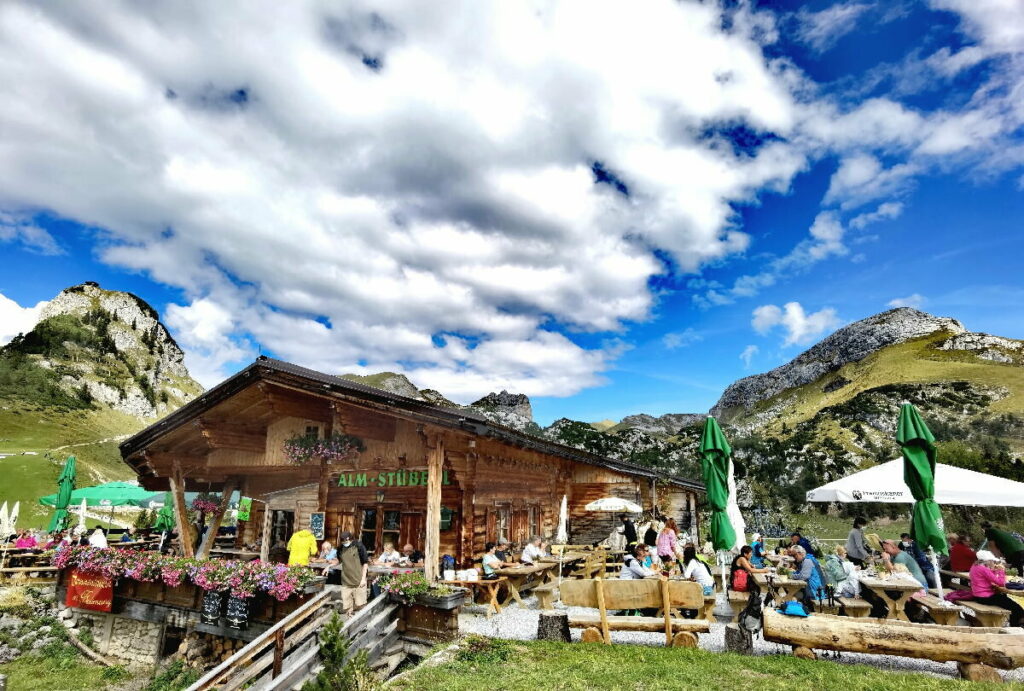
[970,550,1023,626]
[656,518,679,566]
[14,531,37,549]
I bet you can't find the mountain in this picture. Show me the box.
[0,282,203,527]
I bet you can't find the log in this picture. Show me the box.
[580,627,603,644]
[671,631,698,648]
[537,610,571,643]
[763,609,1024,670]
[958,663,1003,683]
[69,631,114,667]
[725,623,753,655]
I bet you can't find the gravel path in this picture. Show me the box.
[458,594,1024,684]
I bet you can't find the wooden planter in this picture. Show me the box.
[396,589,468,642]
[414,589,467,610]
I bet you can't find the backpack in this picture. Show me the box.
[732,568,749,592]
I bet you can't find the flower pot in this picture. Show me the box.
[303,577,326,594]
[226,595,249,630]
[201,590,224,625]
[414,589,468,610]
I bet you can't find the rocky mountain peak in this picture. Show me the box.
[711,307,967,418]
[2,282,203,418]
[340,372,424,400]
[471,390,533,421]
[617,412,704,438]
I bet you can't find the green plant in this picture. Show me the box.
[284,432,365,465]
[455,635,513,663]
[102,664,130,682]
[77,628,95,649]
[302,612,380,691]
[144,660,201,691]
[376,571,452,603]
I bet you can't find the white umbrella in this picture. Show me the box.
[8,501,19,535]
[556,495,568,544]
[725,458,747,551]
[0,501,8,539]
[585,497,642,513]
[76,498,88,534]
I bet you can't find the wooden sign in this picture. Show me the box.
[310,511,325,540]
[337,469,452,488]
[65,569,113,612]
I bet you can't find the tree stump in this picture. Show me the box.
[958,663,1002,683]
[580,627,603,644]
[671,631,698,648]
[724,623,753,655]
[537,610,571,643]
[792,646,817,660]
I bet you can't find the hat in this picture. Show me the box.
[498,536,509,545]
[752,533,761,541]
[976,550,998,562]
[339,531,353,541]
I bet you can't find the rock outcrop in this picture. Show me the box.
[617,412,704,438]
[711,308,966,417]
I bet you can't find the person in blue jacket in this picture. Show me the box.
[790,532,814,555]
[792,545,827,604]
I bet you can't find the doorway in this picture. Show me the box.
[270,509,294,550]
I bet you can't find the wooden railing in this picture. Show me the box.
[187,589,401,691]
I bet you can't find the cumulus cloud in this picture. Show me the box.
[662,328,703,350]
[739,344,759,368]
[752,302,841,346]
[0,292,46,345]
[850,201,904,229]
[887,293,926,308]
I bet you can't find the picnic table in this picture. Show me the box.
[539,552,588,565]
[208,548,260,561]
[754,573,807,603]
[859,575,923,621]
[939,569,971,590]
[494,563,557,605]
[441,577,507,618]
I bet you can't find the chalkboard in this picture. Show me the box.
[309,512,325,540]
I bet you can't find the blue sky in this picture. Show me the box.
[1,1,1022,426]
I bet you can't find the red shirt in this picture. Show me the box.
[949,542,977,572]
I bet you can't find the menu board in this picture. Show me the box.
[310,511,325,540]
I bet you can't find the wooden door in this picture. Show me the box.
[400,512,425,551]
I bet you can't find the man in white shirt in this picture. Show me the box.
[520,535,546,565]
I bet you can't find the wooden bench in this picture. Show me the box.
[726,590,749,621]
[570,552,607,580]
[0,566,59,583]
[960,601,1011,628]
[560,578,710,646]
[837,597,871,618]
[702,594,717,621]
[910,593,963,626]
[534,582,557,610]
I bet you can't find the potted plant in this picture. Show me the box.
[191,560,230,625]
[377,571,467,609]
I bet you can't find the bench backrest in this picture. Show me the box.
[560,578,703,610]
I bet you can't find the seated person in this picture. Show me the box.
[949,533,977,572]
[482,542,507,579]
[899,533,937,587]
[120,528,136,543]
[881,539,928,589]
[376,543,402,566]
[494,537,514,562]
[729,545,768,592]
[399,543,424,566]
[310,541,339,573]
[682,545,715,595]
[970,550,1024,627]
[790,532,814,555]
[824,546,860,598]
[792,545,828,602]
[520,535,546,565]
[619,543,657,580]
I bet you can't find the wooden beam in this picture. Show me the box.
[196,477,239,559]
[170,461,194,558]
[424,434,444,582]
[196,420,266,452]
[459,452,478,564]
[260,505,273,562]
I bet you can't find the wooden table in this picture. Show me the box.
[539,552,587,565]
[859,576,923,621]
[494,563,557,605]
[441,578,507,618]
[754,573,807,603]
[209,548,260,561]
[940,569,971,590]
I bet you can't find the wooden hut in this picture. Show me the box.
[120,357,703,577]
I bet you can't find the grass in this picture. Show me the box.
[0,643,131,690]
[392,637,1021,690]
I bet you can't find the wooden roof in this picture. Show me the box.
[119,356,704,492]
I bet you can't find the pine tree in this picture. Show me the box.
[302,612,379,691]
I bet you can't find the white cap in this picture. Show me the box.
[976,550,998,562]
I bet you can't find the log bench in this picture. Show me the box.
[960,601,1011,629]
[560,578,710,645]
[910,593,963,626]
[703,594,717,622]
[727,590,749,621]
[534,582,557,610]
[837,596,871,618]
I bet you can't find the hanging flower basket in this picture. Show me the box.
[191,494,223,516]
[283,432,365,465]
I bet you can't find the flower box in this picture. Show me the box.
[303,577,326,594]
[413,589,467,610]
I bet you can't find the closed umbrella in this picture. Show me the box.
[556,495,568,544]
[699,417,736,551]
[0,501,8,540]
[76,499,88,536]
[152,493,175,531]
[726,457,747,551]
[897,404,947,554]
[47,455,77,533]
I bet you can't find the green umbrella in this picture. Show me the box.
[896,403,948,555]
[699,416,737,551]
[152,493,175,532]
[47,455,77,532]
[39,481,162,508]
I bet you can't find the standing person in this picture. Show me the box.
[656,518,679,566]
[981,521,1024,576]
[337,532,369,616]
[949,534,977,572]
[729,546,768,592]
[790,533,814,555]
[681,545,715,595]
[287,528,318,566]
[969,551,1023,627]
[520,536,546,565]
[621,515,638,547]
[643,520,659,548]
[845,517,870,566]
[749,533,766,568]
[880,540,927,588]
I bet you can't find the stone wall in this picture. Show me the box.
[58,606,164,665]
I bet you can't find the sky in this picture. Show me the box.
[1,0,1023,426]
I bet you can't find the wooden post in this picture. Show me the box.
[424,434,444,582]
[660,577,672,646]
[272,628,284,677]
[595,579,611,644]
[459,451,477,565]
[170,461,194,558]
[196,478,238,559]
[260,505,273,563]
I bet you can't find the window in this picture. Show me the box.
[527,506,538,539]
[382,510,400,551]
[496,505,511,543]
[360,508,377,552]
[305,425,320,439]
[360,507,402,554]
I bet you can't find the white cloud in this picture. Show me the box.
[739,344,759,368]
[0,0,814,397]
[794,3,872,53]
[850,201,904,229]
[0,213,62,255]
[0,292,46,345]
[824,154,918,209]
[662,328,703,350]
[887,293,926,308]
[752,302,840,346]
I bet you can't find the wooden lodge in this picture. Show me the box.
[120,357,704,577]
